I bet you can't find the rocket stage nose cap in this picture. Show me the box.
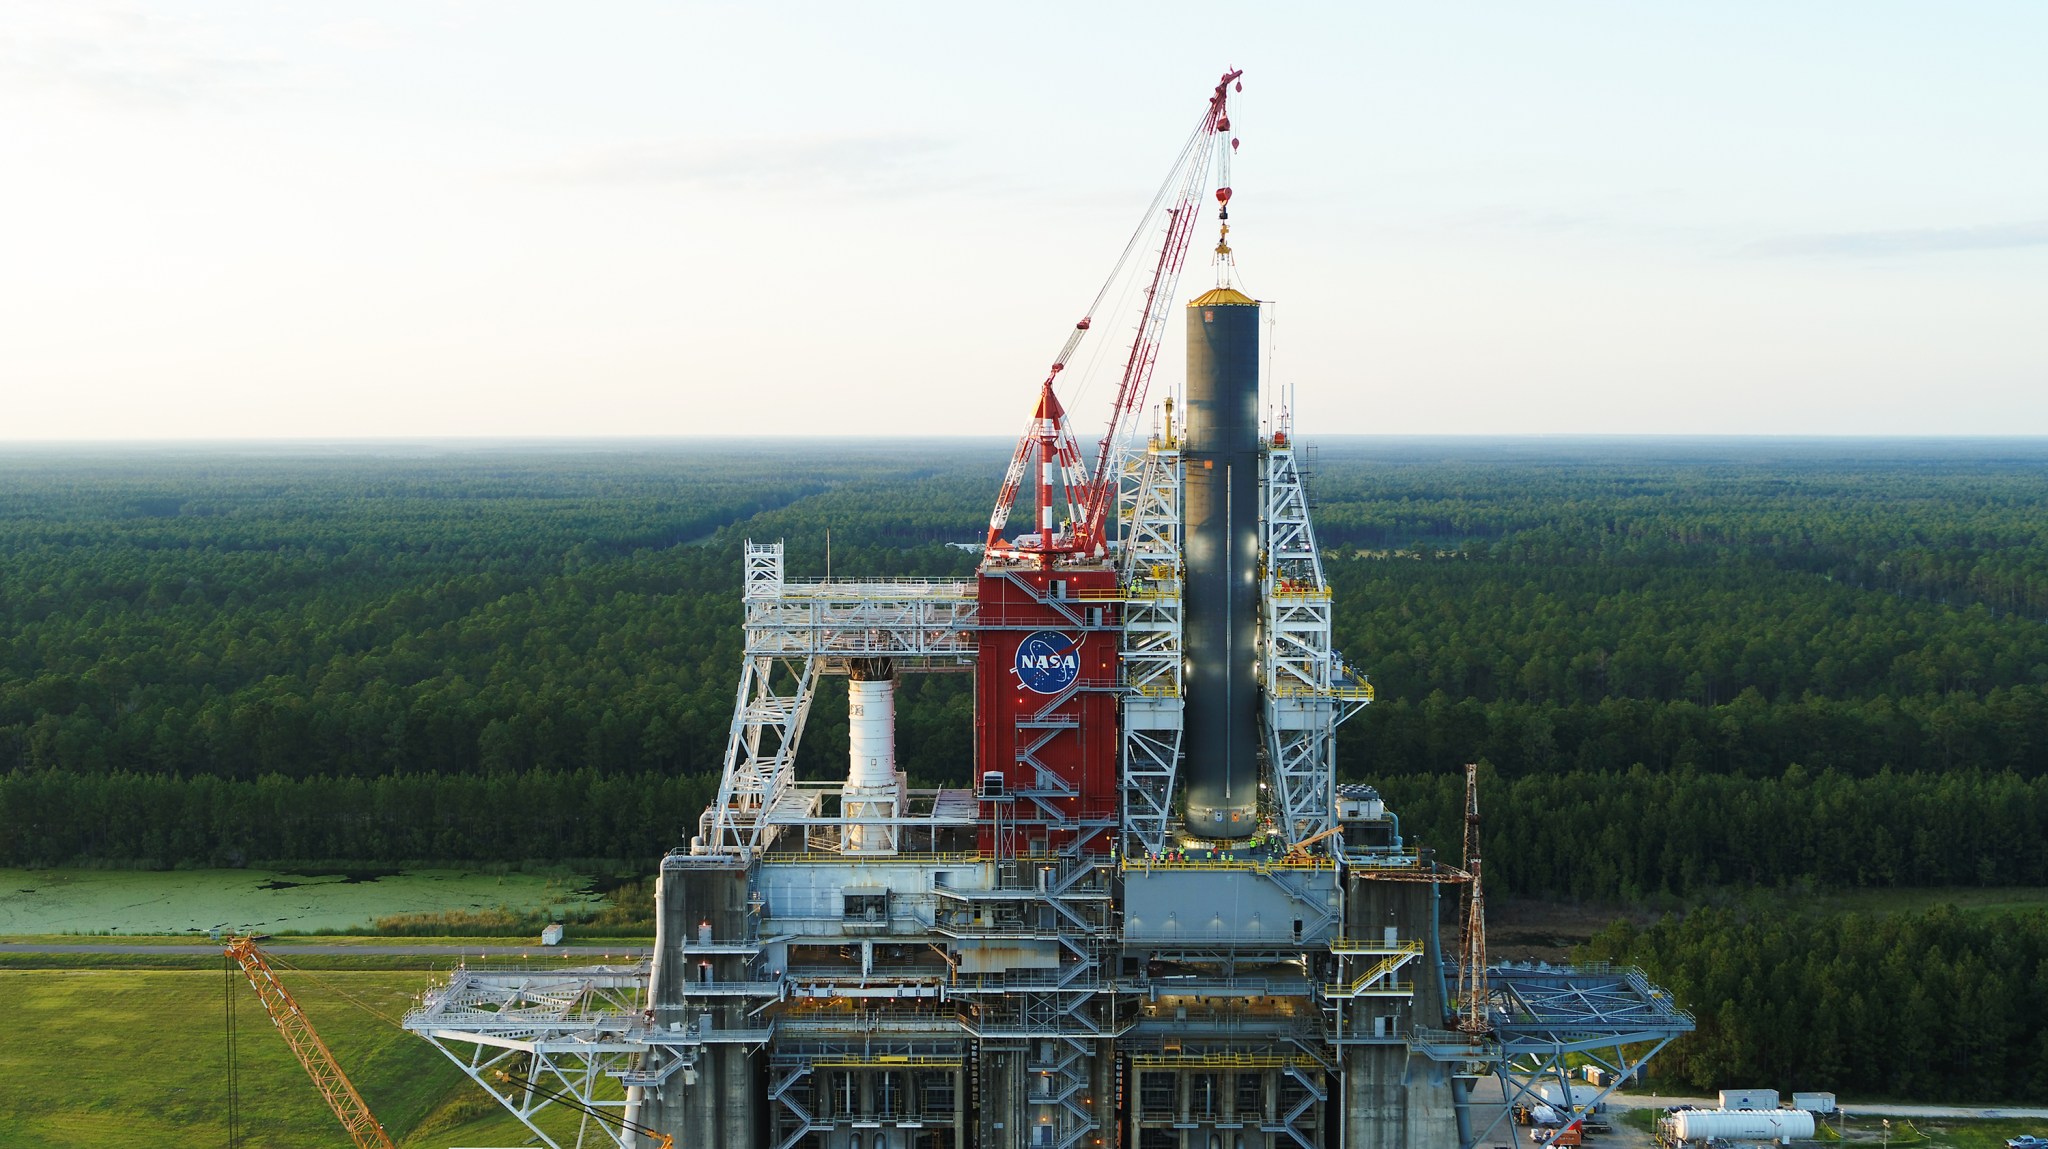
[1188,286,1258,306]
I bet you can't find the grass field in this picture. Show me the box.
[1886,1118,2048,1147]
[1792,1115,2047,1147]
[0,967,545,1148]
[1488,885,2048,963]
[1794,885,2048,918]
[0,868,607,936]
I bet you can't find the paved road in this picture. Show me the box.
[1608,1092,2048,1120]
[0,941,652,957]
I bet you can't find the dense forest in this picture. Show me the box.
[5,438,2048,1097]
[1581,904,2048,1099]
[5,438,2046,876]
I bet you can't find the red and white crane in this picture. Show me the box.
[984,67,1244,564]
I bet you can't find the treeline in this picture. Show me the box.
[1580,904,2048,1100]
[1351,686,2048,782]
[1308,439,2048,617]
[5,439,2048,872]
[0,768,717,867]
[8,759,2042,896]
[1331,560,2048,707]
[1377,765,2048,901]
[0,447,990,787]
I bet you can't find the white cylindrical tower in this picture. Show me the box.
[844,659,901,853]
[848,677,896,789]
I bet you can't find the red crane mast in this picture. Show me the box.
[984,68,1244,563]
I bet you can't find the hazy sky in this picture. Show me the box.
[4,2,2044,440]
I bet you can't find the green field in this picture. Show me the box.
[0,868,604,936]
[1795,885,2048,918]
[0,967,540,1148]
[1874,1118,2048,1148]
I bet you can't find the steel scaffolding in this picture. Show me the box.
[1260,442,1372,849]
[1116,443,1187,858]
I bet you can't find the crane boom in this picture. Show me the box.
[1077,67,1241,548]
[224,937,397,1149]
[984,67,1243,561]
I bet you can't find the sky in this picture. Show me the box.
[2,2,2045,440]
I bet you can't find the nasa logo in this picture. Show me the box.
[1013,630,1081,694]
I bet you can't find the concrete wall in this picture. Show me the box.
[1341,877,1461,1149]
[643,860,763,1148]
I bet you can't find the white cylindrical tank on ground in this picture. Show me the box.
[1671,1109,1815,1142]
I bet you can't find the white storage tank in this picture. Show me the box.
[1792,1091,1837,1114]
[1718,1088,1780,1111]
[1672,1109,1815,1143]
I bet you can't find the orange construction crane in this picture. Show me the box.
[223,936,396,1149]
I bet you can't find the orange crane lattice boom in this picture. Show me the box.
[224,936,397,1149]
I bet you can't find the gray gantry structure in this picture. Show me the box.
[404,336,1692,1149]
[404,71,1691,1149]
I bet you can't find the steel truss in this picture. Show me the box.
[1116,444,1185,857]
[946,856,1116,1149]
[1125,1052,1330,1149]
[1260,444,1372,848]
[765,1043,965,1149]
[707,541,978,853]
[1450,962,1697,1149]
[403,964,672,1149]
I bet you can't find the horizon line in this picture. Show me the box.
[7,432,2048,447]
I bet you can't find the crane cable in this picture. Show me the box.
[261,949,410,1030]
[1076,69,1243,543]
[224,953,241,1149]
[987,92,1226,551]
[1060,109,1216,429]
[218,943,423,1149]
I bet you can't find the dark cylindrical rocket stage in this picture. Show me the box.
[1181,289,1261,841]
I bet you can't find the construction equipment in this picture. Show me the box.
[984,68,1244,563]
[494,1070,674,1149]
[223,936,396,1149]
[1282,822,1345,863]
[403,64,1697,1149]
[1458,763,1492,1035]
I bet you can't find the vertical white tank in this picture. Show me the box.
[844,661,900,853]
[848,677,896,788]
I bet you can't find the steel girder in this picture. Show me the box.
[1260,446,1370,849]
[402,965,677,1149]
[1116,446,1186,857]
[708,541,979,853]
[1451,962,1697,1149]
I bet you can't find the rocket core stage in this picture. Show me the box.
[1181,282,1262,840]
